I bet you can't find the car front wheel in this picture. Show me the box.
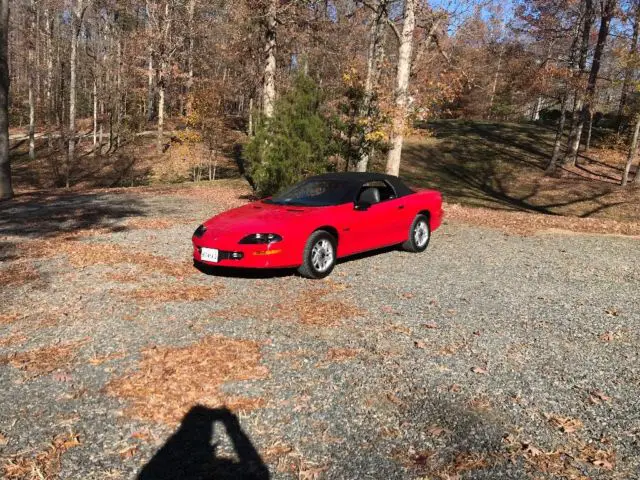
[403,214,430,253]
[298,230,337,279]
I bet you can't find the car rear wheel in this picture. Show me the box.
[298,230,337,279]
[403,214,430,253]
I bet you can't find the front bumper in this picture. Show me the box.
[192,237,296,268]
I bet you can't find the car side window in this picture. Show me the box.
[357,181,396,203]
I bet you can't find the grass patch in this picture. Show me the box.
[106,335,269,424]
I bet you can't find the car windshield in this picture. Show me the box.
[265,179,353,206]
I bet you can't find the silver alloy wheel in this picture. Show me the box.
[311,239,334,272]
[414,220,429,247]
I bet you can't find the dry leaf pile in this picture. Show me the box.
[106,335,269,424]
[0,263,40,288]
[122,284,222,303]
[2,431,80,480]
[0,340,85,377]
[276,287,364,327]
[19,239,194,278]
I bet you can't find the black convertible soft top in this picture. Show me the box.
[305,172,415,198]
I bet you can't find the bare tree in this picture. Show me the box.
[386,0,416,177]
[263,0,277,119]
[28,0,36,161]
[356,0,389,172]
[0,0,11,200]
[622,112,640,185]
[66,0,87,188]
[566,0,616,165]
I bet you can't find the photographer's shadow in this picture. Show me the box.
[138,406,270,480]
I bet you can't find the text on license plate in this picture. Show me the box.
[201,247,219,262]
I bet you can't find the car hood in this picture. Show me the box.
[202,201,316,239]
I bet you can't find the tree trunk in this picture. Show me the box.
[386,0,415,177]
[45,7,53,148]
[67,1,84,189]
[585,109,593,152]
[248,97,254,136]
[185,0,195,117]
[567,0,615,165]
[262,0,277,118]
[116,38,122,150]
[622,113,640,186]
[92,77,97,155]
[0,0,12,200]
[145,0,154,122]
[546,92,569,174]
[156,1,170,154]
[157,65,165,153]
[565,0,594,165]
[617,0,640,133]
[356,1,388,172]
[488,43,505,119]
[28,0,36,161]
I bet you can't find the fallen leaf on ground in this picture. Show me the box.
[471,366,488,375]
[423,322,438,329]
[414,340,427,349]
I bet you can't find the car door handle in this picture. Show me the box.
[398,205,405,209]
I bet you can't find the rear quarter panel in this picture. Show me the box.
[404,189,444,231]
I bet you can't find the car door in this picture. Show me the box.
[346,181,406,253]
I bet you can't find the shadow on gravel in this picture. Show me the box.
[138,406,269,480]
[0,191,145,239]
[194,260,294,279]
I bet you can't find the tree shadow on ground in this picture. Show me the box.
[0,190,146,239]
[138,406,269,480]
[403,120,637,219]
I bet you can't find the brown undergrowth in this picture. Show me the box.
[2,431,80,480]
[19,239,195,278]
[106,335,269,424]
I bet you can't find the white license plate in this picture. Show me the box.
[201,247,219,263]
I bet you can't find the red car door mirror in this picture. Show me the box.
[354,201,372,211]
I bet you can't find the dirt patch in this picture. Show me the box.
[106,335,269,424]
[121,284,222,303]
[1,432,80,480]
[0,340,87,377]
[19,239,195,278]
[445,202,640,237]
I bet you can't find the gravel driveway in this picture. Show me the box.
[0,183,638,479]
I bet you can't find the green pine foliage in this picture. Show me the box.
[244,75,334,197]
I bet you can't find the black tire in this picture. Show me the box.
[298,230,337,279]
[402,214,431,253]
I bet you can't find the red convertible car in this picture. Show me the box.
[192,172,443,278]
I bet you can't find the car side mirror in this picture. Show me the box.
[354,201,371,211]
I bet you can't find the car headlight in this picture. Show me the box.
[193,224,207,238]
[238,233,282,244]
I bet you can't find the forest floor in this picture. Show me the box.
[9,120,640,226]
[402,120,640,222]
[0,180,639,479]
